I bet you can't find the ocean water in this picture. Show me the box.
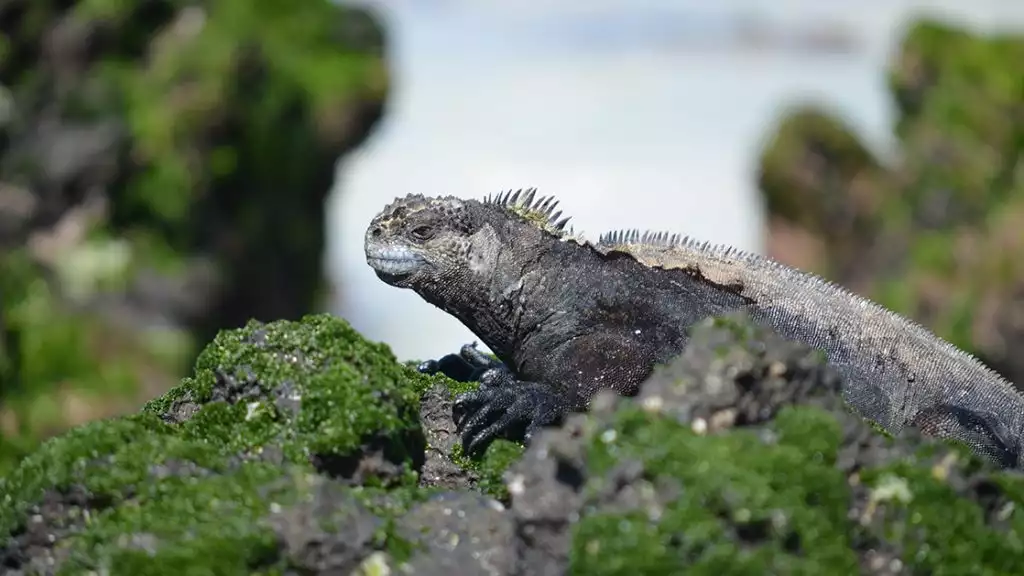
[328,0,1024,362]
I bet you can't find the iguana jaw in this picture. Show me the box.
[365,243,428,285]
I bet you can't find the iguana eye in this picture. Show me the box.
[410,225,434,240]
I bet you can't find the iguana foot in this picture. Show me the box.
[417,341,505,382]
[452,368,563,456]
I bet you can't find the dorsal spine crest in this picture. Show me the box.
[484,187,576,238]
[598,229,746,259]
[596,227,1016,398]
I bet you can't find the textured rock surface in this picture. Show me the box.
[2,312,1022,574]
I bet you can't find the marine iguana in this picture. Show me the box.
[364,188,1024,467]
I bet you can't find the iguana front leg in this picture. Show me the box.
[422,333,656,456]
[417,341,502,382]
[451,368,565,456]
[419,342,562,455]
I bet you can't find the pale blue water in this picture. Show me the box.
[328,0,1024,361]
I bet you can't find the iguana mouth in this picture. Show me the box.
[365,246,424,279]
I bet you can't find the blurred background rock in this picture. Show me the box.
[758,16,1024,389]
[1,0,1021,475]
[0,0,387,473]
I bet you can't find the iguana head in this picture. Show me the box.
[364,188,573,290]
[364,193,473,288]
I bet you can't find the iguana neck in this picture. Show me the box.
[417,227,577,363]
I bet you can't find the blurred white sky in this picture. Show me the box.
[328,0,1024,362]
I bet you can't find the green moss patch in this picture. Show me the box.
[569,399,1024,574]
[143,314,425,484]
[571,404,856,574]
[855,456,1024,573]
[0,314,431,573]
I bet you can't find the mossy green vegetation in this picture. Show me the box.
[572,405,856,574]
[4,310,1024,573]
[855,457,1024,573]
[0,250,186,476]
[1,414,297,573]
[143,314,425,478]
[450,439,523,503]
[76,0,387,243]
[0,314,429,573]
[569,400,1024,574]
[0,0,388,477]
[566,311,1024,574]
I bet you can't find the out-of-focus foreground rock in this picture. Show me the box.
[758,18,1024,388]
[0,1,388,473]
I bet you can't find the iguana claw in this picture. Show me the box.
[452,368,562,456]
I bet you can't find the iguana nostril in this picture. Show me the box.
[371,227,382,238]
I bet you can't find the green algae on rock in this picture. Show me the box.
[570,401,1024,574]
[562,314,862,573]
[142,313,427,485]
[6,308,1024,573]
[575,316,1024,574]
[0,314,431,573]
[570,405,859,574]
[2,415,311,573]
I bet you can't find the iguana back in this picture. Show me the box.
[597,229,1024,468]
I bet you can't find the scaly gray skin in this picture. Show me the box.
[365,188,1024,467]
